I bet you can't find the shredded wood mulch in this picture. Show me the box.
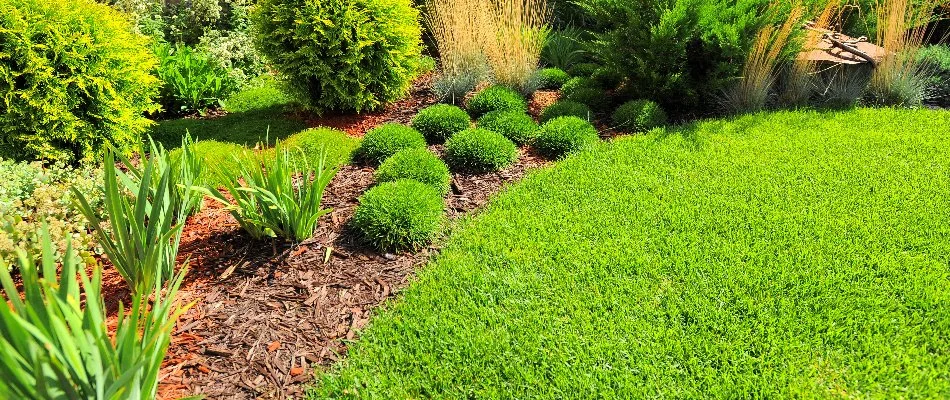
[156,149,545,399]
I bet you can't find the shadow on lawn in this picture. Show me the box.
[149,107,308,150]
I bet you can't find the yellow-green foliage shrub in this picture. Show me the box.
[0,0,160,163]
[253,0,423,113]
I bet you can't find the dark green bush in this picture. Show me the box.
[411,104,471,144]
[567,62,600,77]
[565,86,610,111]
[155,44,238,115]
[561,77,596,97]
[375,148,451,195]
[477,111,539,145]
[466,86,528,118]
[0,0,160,163]
[253,0,422,113]
[534,116,600,159]
[612,99,668,132]
[352,180,444,252]
[591,67,624,89]
[444,128,518,172]
[535,68,572,90]
[539,101,592,123]
[355,124,427,165]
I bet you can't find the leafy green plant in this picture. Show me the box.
[208,147,338,242]
[539,100,592,123]
[477,110,539,145]
[612,99,668,132]
[560,77,596,96]
[412,104,472,144]
[355,124,428,165]
[375,148,452,195]
[542,28,591,71]
[919,45,950,106]
[0,160,102,269]
[466,85,529,118]
[73,150,185,295]
[534,116,600,159]
[155,43,239,115]
[351,180,444,252]
[253,0,422,113]
[116,134,204,219]
[591,67,624,89]
[564,86,610,111]
[534,68,572,89]
[567,62,599,77]
[0,0,160,163]
[444,128,519,172]
[0,227,191,399]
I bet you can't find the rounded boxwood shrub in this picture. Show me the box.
[534,68,571,90]
[411,104,470,144]
[466,85,528,118]
[444,128,518,172]
[351,179,444,252]
[0,0,160,163]
[375,148,451,195]
[567,62,599,77]
[612,99,668,132]
[565,86,610,111]
[560,77,595,97]
[253,0,422,113]
[477,111,539,145]
[591,67,624,89]
[534,116,600,159]
[539,100,592,124]
[355,123,427,165]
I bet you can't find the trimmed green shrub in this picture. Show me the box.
[352,180,444,252]
[355,124,427,165]
[591,67,624,89]
[444,128,518,172]
[539,100,592,123]
[252,0,422,113]
[561,77,596,97]
[412,104,471,144]
[275,127,361,168]
[375,148,451,195]
[565,86,610,111]
[567,62,599,77]
[477,111,539,145]
[535,68,572,90]
[534,116,599,159]
[466,85,528,118]
[612,99,668,132]
[155,44,238,115]
[0,0,160,163]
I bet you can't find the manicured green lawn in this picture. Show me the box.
[312,108,950,398]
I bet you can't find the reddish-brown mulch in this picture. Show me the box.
[155,148,545,399]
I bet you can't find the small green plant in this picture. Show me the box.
[0,227,191,399]
[412,104,472,144]
[355,124,428,165]
[534,116,599,159]
[539,100,592,123]
[0,0,160,163]
[567,62,599,77]
[73,149,186,295]
[116,134,204,218]
[477,110,539,145]
[444,128,519,172]
[209,147,338,242]
[541,28,590,71]
[433,70,485,104]
[560,77,595,96]
[534,68,571,90]
[253,0,422,113]
[466,85,529,118]
[375,148,452,195]
[918,45,950,106]
[155,44,238,115]
[612,100,668,132]
[564,86,610,111]
[351,180,444,252]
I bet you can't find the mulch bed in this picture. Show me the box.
[151,81,552,399]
